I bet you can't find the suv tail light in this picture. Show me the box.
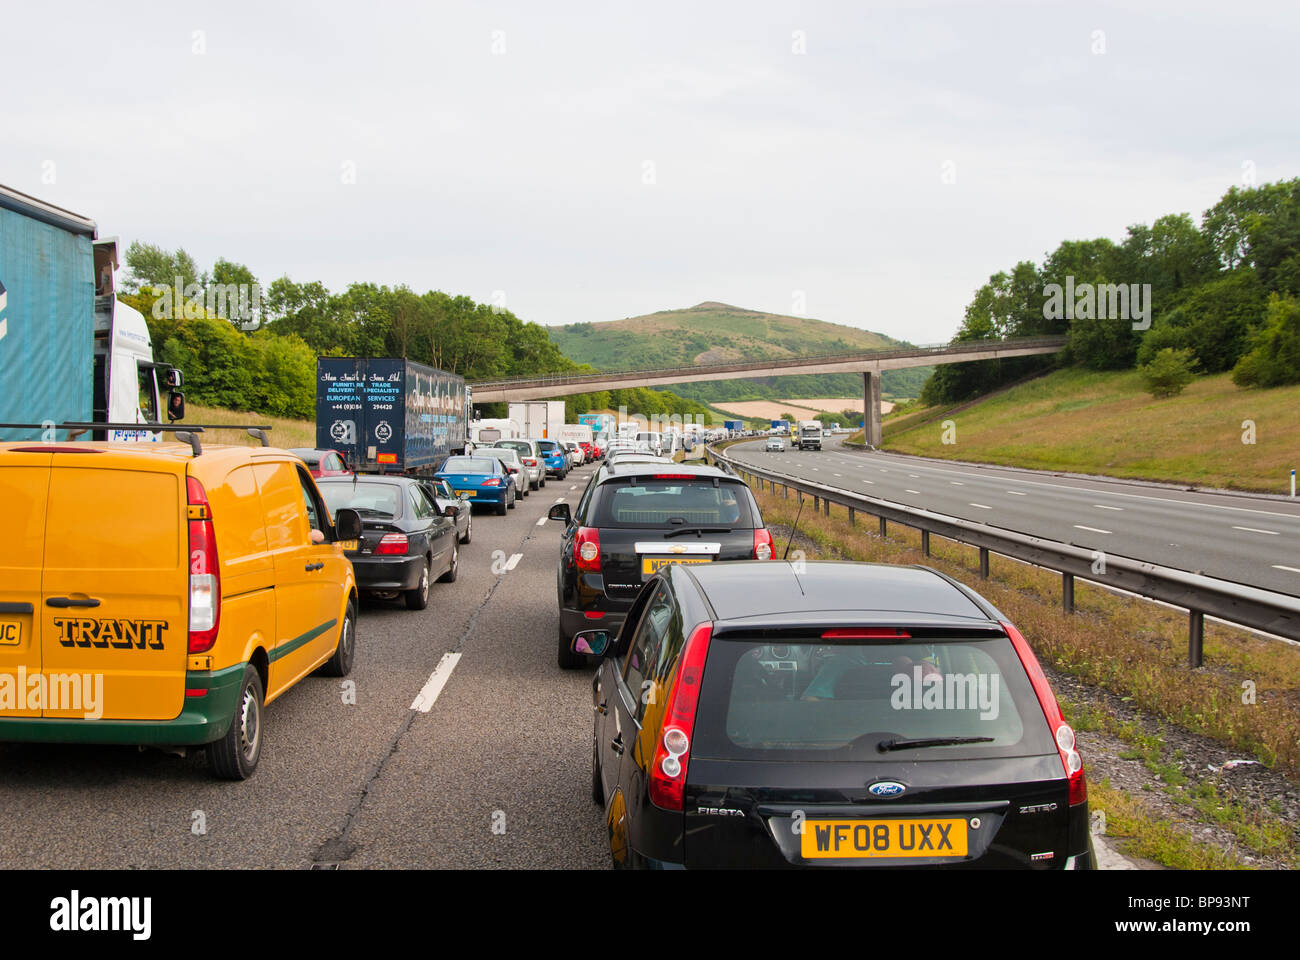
[575,527,600,572]
[1003,620,1086,806]
[187,476,221,654]
[753,527,774,559]
[649,621,713,811]
[375,533,410,555]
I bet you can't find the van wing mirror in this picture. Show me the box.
[334,508,362,541]
[571,630,611,657]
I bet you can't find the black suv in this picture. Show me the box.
[548,462,773,668]
[571,560,1093,870]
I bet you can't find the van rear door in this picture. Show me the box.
[0,447,52,716]
[40,451,189,720]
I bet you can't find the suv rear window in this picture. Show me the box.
[593,478,755,528]
[693,637,1054,762]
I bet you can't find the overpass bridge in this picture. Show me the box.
[469,335,1067,445]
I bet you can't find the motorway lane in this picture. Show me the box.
[729,437,1300,596]
[0,465,608,870]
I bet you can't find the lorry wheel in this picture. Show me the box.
[206,665,264,780]
[318,600,357,677]
[405,559,431,610]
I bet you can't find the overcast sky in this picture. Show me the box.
[6,1,1297,344]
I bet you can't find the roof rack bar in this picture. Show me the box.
[0,422,274,458]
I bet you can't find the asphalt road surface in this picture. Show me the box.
[0,465,610,870]
[728,437,1300,597]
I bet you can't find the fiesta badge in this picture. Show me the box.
[868,781,906,798]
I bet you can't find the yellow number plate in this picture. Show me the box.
[338,540,359,552]
[457,490,477,497]
[801,819,968,859]
[641,556,713,574]
[0,620,21,646]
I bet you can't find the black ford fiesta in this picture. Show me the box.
[574,560,1092,869]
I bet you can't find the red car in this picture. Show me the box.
[579,441,601,461]
[289,447,353,478]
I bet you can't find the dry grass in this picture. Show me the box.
[745,481,1300,780]
[184,404,316,449]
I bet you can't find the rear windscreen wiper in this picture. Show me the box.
[661,526,732,538]
[878,736,995,752]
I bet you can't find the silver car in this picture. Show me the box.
[492,439,545,490]
[480,447,530,499]
[765,437,785,452]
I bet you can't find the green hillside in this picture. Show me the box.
[884,368,1300,493]
[549,302,930,400]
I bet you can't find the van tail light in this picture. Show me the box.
[374,533,409,555]
[753,527,774,560]
[1003,620,1086,806]
[187,476,221,654]
[575,527,600,572]
[649,621,713,811]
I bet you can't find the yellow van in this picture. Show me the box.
[0,436,362,779]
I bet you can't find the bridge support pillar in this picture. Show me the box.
[863,370,882,447]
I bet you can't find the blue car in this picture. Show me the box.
[436,455,517,515]
[535,439,570,479]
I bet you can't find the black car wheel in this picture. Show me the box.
[591,733,604,806]
[508,485,517,509]
[459,513,471,544]
[206,665,264,780]
[438,541,459,583]
[557,621,585,670]
[405,558,430,610]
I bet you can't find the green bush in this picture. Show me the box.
[1232,294,1300,387]
[1139,347,1198,398]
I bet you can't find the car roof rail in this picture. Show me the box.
[0,421,273,456]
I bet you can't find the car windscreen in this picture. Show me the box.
[319,481,403,520]
[692,636,1054,762]
[442,457,496,474]
[495,441,532,456]
[592,478,754,528]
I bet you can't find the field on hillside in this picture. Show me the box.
[186,404,316,448]
[884,369,1300,493]
[711,398,893,421]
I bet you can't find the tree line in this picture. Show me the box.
[921,178,1300,404]
[119,251,712,422]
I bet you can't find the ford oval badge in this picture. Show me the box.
[868,781,906,798]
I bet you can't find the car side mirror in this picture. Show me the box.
[167,390,186,421]
[548,503,571,523]
[444,504,459,518]
[334,508,362,540]
[571,630,611,657]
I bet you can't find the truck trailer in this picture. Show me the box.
[316,357,470,474]
[0,184,182,441]
[508,399,565,440]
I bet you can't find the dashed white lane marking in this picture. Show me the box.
[1094,504,1123,511]
[862,479,874,484]
[1073,524,1112,535]
[969,502,992,510]
[569,484,577,490]
[411,652,462,713]
[950,481,964,486]
[554,497,565,503]
[535,516,548,526]
[505,552,523,571]
[906,489,921,495]
[1233,525,1280,535]
[1273,565,1300,574]
[1006,490,1026,496]
[833,473,842,477]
